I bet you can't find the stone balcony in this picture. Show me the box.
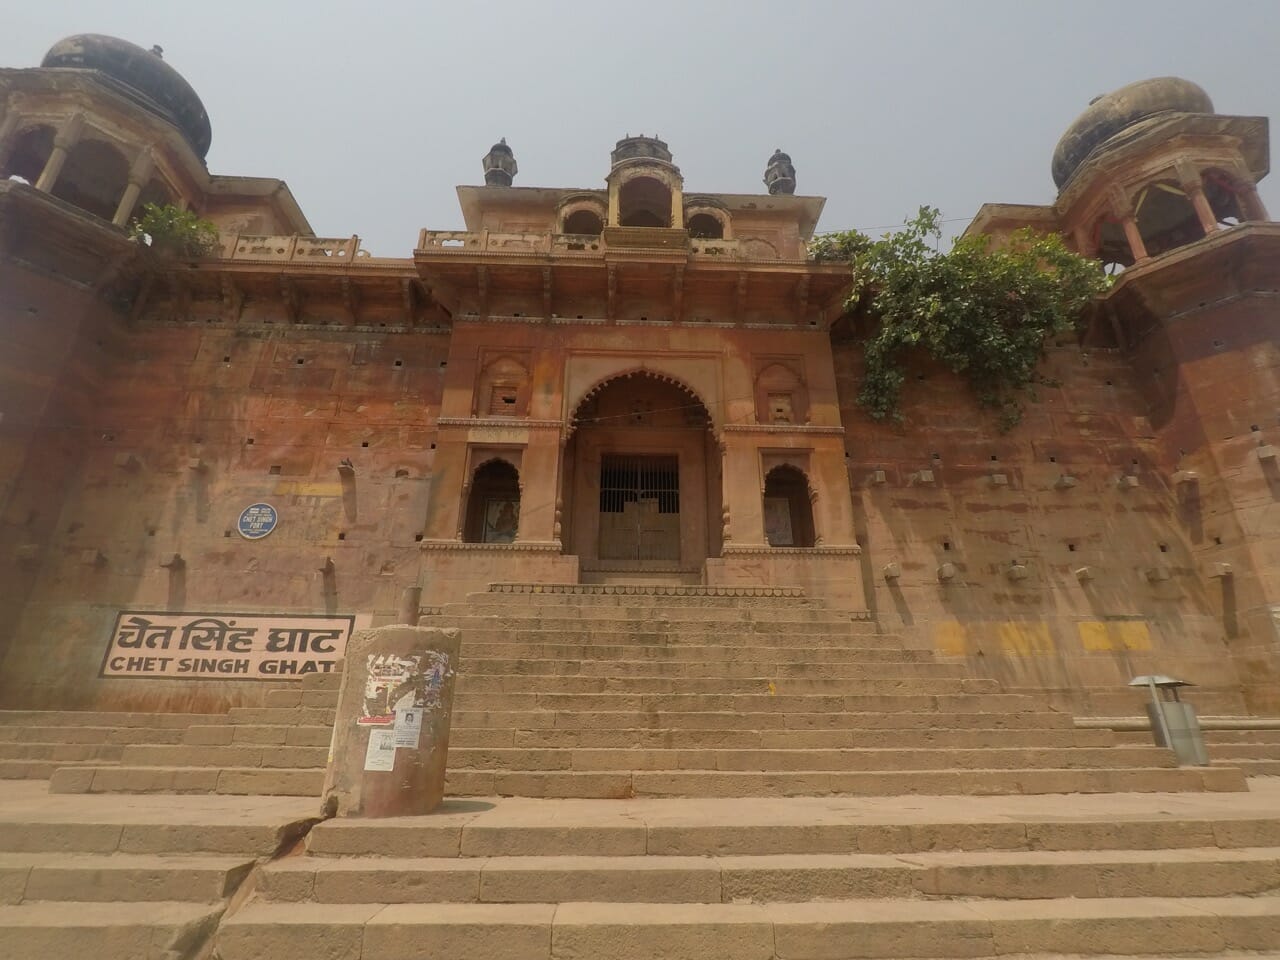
[417,228,772,262]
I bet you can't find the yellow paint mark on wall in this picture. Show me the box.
[1078,621,1112,652]
[998,621,1053,656]
[1078,620,1153,651]
[274,481,343,497]
[1115,621,1152,651]
[934,620,967,656]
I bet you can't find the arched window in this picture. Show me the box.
[4,126,55,184]
[619,175,671,228]
[135,178,176,215]
[1134,180,1203,257]
[463,460,521,543]
[763,465,815,548]
[687,213,724,239]
[50,139,130,221]
[563,208,604,235]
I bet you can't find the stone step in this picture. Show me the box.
[213,895,1280,959]
[444,602,851,621]
[0,759,91,780]
[0,725,185,745]
[435,616,874,635]
[461,590,832,607]
[448,676,996,696]
[453,657,967,679]
[440,766,1242,799]
[448,692,1040,713]
[183,724,332,747]
[0,711,222,728]
[48,765,325,797]
[46,762,1241,800]
[0,851,254,902]
[455,627,893,647]
[1214,758,1280,776]
[1209,742,1280,759]
[255,846,1280,904]
[450,710,1078,731]
[1203,728,1280,743]
[450,728,1118,750]
[264,689,342,708]
[228,707,337,726]
[458,641,939,663]
[0,742,123,763]
[301,672,342,692]
[306,798,1280,858]
[120,744,328,769]
[443,745,1176,774]
[0,901,222,960]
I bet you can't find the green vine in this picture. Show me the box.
[129,202,219,258]
[812,207,1110,430]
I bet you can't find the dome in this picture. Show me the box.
[611,135,673,167]
[1052,77,1213,189]
[41,34,212,160]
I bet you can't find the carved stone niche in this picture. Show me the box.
[474,351,532,418]
[753,358,809,425]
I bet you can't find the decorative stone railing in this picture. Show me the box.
[417,229,753,259]
[220,234,371,262]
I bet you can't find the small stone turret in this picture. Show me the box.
[482,138,517,186]
[764,148,796,195]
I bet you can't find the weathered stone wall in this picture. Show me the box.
[835,334,1251,718]
[0,296,448,712]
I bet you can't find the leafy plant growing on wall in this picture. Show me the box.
[129,202,219,258]
[811,207,1110,429]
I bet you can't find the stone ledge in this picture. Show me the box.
[720,545,862,556]
[419,541,564,554]
[485,583,808,598]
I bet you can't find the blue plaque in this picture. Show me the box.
[237,502,278,540]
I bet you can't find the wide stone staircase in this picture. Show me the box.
[19,584,1249,798]
[2,584,1280,957]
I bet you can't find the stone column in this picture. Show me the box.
[323,625,461,818]
[34,113,85,194]
[1176,162,1218,236]
[606,178,620,226]
[111,149,155,227]
[1109,185,1149,263]
[670,182,683,229]
[1237,183,1269,222]
[0,112,20,175]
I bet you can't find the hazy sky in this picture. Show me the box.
[5,1,1279,254]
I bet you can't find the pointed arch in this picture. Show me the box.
[763,464,816,548]
[567,367,715,438]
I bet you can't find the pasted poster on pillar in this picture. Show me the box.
[358,650,453,740]
[100,611,355,680]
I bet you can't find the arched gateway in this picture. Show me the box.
[563,372,721,579]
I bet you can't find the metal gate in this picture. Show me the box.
[598,455,680,562]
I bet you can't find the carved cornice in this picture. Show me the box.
[419,540,563,553]
[720,544,863,556]
[723,423,845,436]
[436,417,564,430]
[486,582,808,598]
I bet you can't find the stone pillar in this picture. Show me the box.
[1071,225,1098,259]
[112,149,155,227]
[0,112,20,175]
[1238,183,1269,222]
[34,113,84,194]
[606,178,620,226]
[397,586,422,626]
[1176,162,1218,237]
[670,183,683,229]
[1109,185,1149,263]
[323,625,461,818]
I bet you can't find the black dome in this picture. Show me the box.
[1052,77,1212,190]
[42,34,212,160]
